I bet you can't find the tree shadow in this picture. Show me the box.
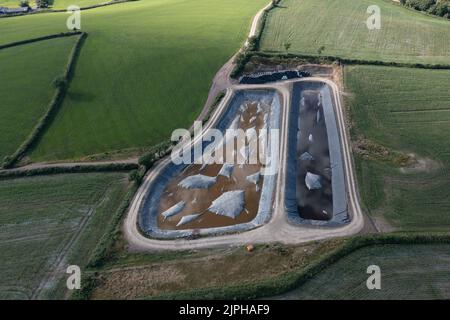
[66,91,96,102]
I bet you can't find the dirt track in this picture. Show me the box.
[196,1,273,124]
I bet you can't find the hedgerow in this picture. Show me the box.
[0,162,138,179]
[2,32,87,169]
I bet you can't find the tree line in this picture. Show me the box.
[400,0,450,18]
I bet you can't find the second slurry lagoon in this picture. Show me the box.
[285,81,348,226]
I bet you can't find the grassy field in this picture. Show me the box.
[260,0,450,65]
[274,244,450,299]
[0,36,77,163]
[0,0,23,8]
[0,173,130,299]
[345,65,450,230]
[0,0,267,162]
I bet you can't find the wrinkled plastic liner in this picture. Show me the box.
[138,89,281,239]
[284,81,348,227]
[240,70,310,84]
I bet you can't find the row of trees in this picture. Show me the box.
[400,0,450,18]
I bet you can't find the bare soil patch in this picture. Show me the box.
[91,240,342,299]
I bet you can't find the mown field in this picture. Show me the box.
[260,0,450,64]
[345,65,450,230]
[274,244,450,299]
[0,173,129,299]
[0,0,266,162]
[0,37,77,162]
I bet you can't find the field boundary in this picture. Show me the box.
[145,232,450,300]
[2,32,87,169]
[71,180,141,300]
[0,162,138,179]
[0,31,83,50]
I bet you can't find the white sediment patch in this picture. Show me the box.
[179,174,216,189]
[239,102,250,113]
[308,134,314,143]
[246,172,260,185]
[257,102,263,114]
[218,164,234,178]
[161,201,185,220]
[305,172,322,190]
[300,152,314,161]
[176,214,201,227]
[208,190,245,219]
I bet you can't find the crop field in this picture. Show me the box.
[260,0,450,65]
[0,0,267,162]
[0,37,77,162]
[345,65,450,230]
[0,173,130,299]
[274,244,450,299]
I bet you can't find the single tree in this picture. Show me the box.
[19,0,29,8]
[317,46,326,55]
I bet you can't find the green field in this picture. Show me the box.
[0,173,129,299]
[274,244,450,299]
[345,65,450,230]
[0,37,77,162]
[0,0,106,9]
[0,0,266,161]
[260,0,450,64]
[0,0,23,8]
